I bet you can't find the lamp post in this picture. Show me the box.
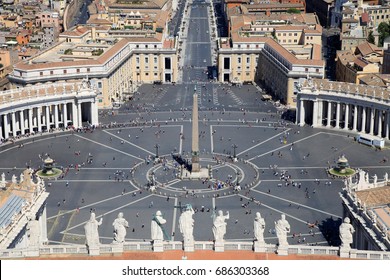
[154,144,159,161]
[232,144,238,162]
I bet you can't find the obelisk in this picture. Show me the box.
[191,91,200,172]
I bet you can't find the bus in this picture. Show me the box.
[355,134,385,149]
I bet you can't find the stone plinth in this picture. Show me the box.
[111,243,124,253]
[181,168,210,180]
[183,240,195,252]
[153,240,164,252]
[214,241,224,252]
[277,245,288,256]
[25,248,40,257]
[87,246,100,256]
[254,241,266,253]
[339,247,351,258]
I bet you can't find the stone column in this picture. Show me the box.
[312,100,319,127]
[362,106,366,133]
[370,108,375,135]
[37,107,42,132]
[3,114,9,138]
[0,115,3,140]
[28,108,33,133]
[344,104,349,130]
[77,103,82,128]
[54,104,59,129]
[46,105,50,129]
[378,110,382,137]
[386,112,390,139]
[327,101,332,127]
[11,111,17,137]
[299,99,305,126]
[91,101,99,126]
[353,105,358,131]
[63,103,67,127]
[20,110,25,135]
[191,93,200,172]
[72,102,78,128]
[335,102,340,129]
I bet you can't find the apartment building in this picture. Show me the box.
[218,13,324,107]
[335,41,383,83]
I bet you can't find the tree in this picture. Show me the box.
[378,22,390,47]
[287,8,301,14]
[367,31,375,45]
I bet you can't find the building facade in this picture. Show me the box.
[8,25,178,108]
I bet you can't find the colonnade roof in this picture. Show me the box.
[301,78,390,101]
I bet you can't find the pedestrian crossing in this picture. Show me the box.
[212,86,219,105]
[227,88,244,105]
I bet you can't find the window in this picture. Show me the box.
[154,56,158,64]
[145,73,149,76]
[77,69,80,73]
[154,45,157,48]
[136,45,139,48]
[136,56,140,64]
[224,57,230,69]
[87,68,90,73]
[305,68,308,72]
[98,82,102,88]
[50,71,53,75]
[237,57,241,64]
[316,69,319,73]
[154,73,158,76]
[164,57,171,70]
[238,44,241,48]
[145,45,148,48]
[40,72,43,76]
[246,57,250,64]
[63,70,67,74]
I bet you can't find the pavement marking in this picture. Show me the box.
[249,189,342,219]
[172,197,179,241]
[103,130,154,155]
[60,194,154,233]
[210,125,214,153]
[237,128,291,157]
[74,134,143,161]
[47,189,143,220]
[248,132,322,161]
[0,134,69,155]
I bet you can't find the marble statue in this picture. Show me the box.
[179,204,195,242]
[373,174,378,185]
[19,172,24,183]
[365,172,369,184]
[275,214,290,246]
[112,212,129,243]
[212,210,229,242]
[0,173,5,187]
[11,175,17,184]
[339,217,355,249]
[384,172,388,182]
[84,212,103,247]
[151,210,166,241]
[254,212,265,243]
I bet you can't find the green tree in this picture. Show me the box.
[287,8,301,14]
[367,31,375,44]
[378,22,390,47]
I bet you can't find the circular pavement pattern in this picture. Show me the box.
[1,84,390,248]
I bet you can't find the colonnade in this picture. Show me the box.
[0,101,98,140]
[297,98,390,139]
[0,79,100,140]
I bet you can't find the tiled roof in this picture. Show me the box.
[357,185,390,207]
